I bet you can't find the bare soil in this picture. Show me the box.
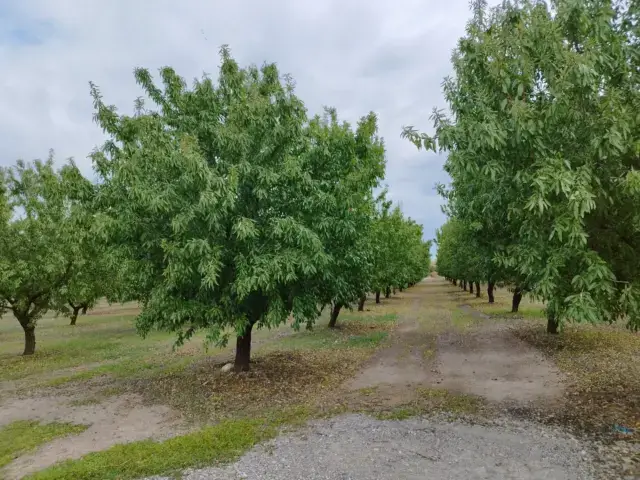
[1,393,184,479]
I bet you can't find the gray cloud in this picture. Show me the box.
[0,0,493,253]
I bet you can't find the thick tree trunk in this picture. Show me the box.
[375,291,381,304]
[547,313,559,334]
[468,282,473,294]
[328,303,342,328]
[70,306,81,326]
[475,282,480,297]
[487,282,495,304]
[385,286,391,298]
[511,288,523,313]
[357,295,366,312]
[22,325,36,356]
[234,322,254,372]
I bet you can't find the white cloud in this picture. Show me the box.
[0,0,489,247]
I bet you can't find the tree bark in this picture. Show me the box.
[547,313,559,334]
[234,322,254,372]
[328,303,342,328]
[475,282,480,297]
[70,306,81,326]
[22,325,36,356]
[511,288,522,313]
[487,282,495,304]
[468,282,473,294]
[357,295,366,312]
[453,279,457,286]
[385,286,391,298]
[375,291,381,304]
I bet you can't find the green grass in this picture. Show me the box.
[26,410,312,480]
[0,421,88,469]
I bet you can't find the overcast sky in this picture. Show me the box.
[0,0,487,252]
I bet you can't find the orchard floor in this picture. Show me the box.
[1,278,638,479]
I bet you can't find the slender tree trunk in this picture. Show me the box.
[385,286,391,298]
[357,295,366,312]
[547,312,559,334]
[375,291,381,304]
[70,306,81,326]
[328,303,342,328]
[453,279,457,286]
[22,325,36,356]
[461,280,465,290]
[487,282,495,304]
[468,282,473,294]
[392,287,396,295]
[475,282,480,297]
[399,286,403,292]
[234,322,254,372]
[511,288,522,313]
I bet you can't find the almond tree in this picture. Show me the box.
[303,109,385,327]
[0,154,84,354]
[406,0,640,332]
[90,47,329,371]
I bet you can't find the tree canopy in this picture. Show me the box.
[407,0,640,332]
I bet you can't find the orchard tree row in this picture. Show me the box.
[0,47,431,369]
[405,0,640,333]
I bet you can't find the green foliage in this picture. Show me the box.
[90,47,330,370]
[303,108,386,326]
[0,153,92,354]
[0,420,88,469]
[409,0,640,331]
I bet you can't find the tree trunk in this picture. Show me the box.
[22,325,36,356]
[547,313,559,334]
[81,303,88,315]
[234,322,254,372]
[328,303,342,328]
[468,282,473,294]
[475,282,480,297]
[70,306,81,326]
[385,286,390,298]
[487,282,495,304]
[392,287,396,295]
[357,295,366,312]
[399,286,403,292]
[461,280,466,290]
[453,279,457,286]
[375,291,381,304]
[511,288,522,313]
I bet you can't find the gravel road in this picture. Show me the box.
[148,414,595,480]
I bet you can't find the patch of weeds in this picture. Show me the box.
[357,386,379,397]
[416,387,483,415]
[345,331,387,347]
[0,421,88,468]
[514,322,640,435]
[26,412,310,480]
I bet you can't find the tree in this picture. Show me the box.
[303,109,386,328]
[0,154,85,354]
[90,47,330,371]
[406,0,640,332]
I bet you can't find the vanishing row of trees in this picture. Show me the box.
[0,48,431,369]
[405,0,640,333]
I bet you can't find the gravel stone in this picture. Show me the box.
[146,413,596,480]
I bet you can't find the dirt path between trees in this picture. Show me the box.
[151,278,601,480]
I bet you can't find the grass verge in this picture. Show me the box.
[25,409,312,480]
[0,421,88,469]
